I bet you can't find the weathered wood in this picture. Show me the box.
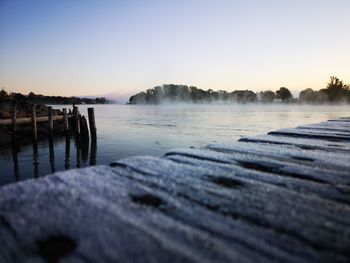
[48,106,53,133]
[0,114,73,126]
[62,108,69,132]
[88,107,96,138]
[0,117,350,262]
[269,128,350,141]
[80,115,90,141]
[73,106,80,135]
[31,104,37,144]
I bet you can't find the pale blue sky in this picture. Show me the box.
[0,0,349,98]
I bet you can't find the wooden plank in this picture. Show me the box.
[165,152,349,202]
[239,134,350,152]
[206,141,350,171]
[166,146,350,183]
[269,128,350,141]
[111,157,350,259]
[0,115,73,126]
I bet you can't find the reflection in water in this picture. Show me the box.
[90,136,97,166]
[11,136,20,181]
[75,136,81,168]
[32,142,39,178]
[81,137,89,163]
[65,134,70,170]
[48,134,55,174]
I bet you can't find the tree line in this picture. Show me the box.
[129,85,293,104]
[129,76,350,104]
[299,76,350,104]
[0,89,110,105]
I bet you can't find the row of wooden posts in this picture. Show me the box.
[5,104,97,180]
[2,104,97,144]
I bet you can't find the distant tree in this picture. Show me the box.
[276,87,293,102]
[324,76,350,103]
[299,88,327,104]
[95,97,107,104]
[217,90,229,101]
[299,88,317,103]
[0,87,8,101]
[259,90,276,103]
[129,92,147,104]
[230,90,257,103]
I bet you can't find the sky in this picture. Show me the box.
[0,0,350,99]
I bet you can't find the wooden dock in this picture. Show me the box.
[0,117,350,262]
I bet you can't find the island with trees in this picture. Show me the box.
[129,76,350,104]
[0,90,110,105]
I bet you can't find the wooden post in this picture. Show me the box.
[73,106,80,136]
[88,107,96,138]
[48,106,53,133]
[62,108,69,132]
[11,103,16,134]
[31,104,37,144]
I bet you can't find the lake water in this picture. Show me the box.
[0,104,349,186]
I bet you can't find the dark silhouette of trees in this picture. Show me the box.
[259,91,276,103]
[299,88,327,104]
[299,76,350,104]
[0,88,8,101]
[324,76,350,102]
[0,88,110,105]
[129,85,259,104]
[276,87,293,102]
[230,90,257,103]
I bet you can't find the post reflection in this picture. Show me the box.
[81,138,89,164]
[11,136,20,182]
[32,142,39,178]
[90,136,97,166]
[6,128,98,185]
[48,134,55,173]
[75,136,81,168]
[64,133,70,170]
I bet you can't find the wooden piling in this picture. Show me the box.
[88,108,96,138]
[73,106,80,136]
[48,106,53,133]
[62,108,69,132]
[31,104,37,144]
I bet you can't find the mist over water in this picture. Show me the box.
[0,104,348,186]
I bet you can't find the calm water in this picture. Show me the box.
[0,104,349,186]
